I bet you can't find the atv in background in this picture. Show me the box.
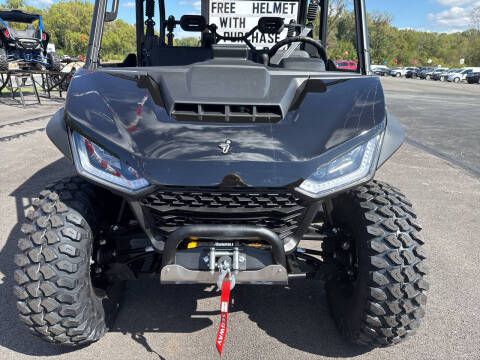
[0,9,60,71]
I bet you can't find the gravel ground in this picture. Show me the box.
[0,78,479,360]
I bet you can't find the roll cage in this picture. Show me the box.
[0,10,44,37]
[85,0,370,74]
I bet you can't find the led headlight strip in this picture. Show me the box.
[71,131,149,192]
[298,133,382,198]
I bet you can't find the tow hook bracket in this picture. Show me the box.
[216,255,236,290]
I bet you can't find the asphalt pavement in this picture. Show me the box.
[382,77,480,176]
[0,78,479,359]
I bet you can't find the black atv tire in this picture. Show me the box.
[0,48,8,71]
[326,181,428,347]
[47,53,62,72]
[13,177,120,346]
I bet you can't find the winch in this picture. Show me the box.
[159,225,289,286]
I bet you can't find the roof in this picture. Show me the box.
[0,9,41,23]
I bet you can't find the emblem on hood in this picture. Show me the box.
[218,139,232,154]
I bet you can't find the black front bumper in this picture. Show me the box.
[159,225,289,285]
[130,187,321,285]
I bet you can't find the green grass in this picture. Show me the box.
[1,87,35,95]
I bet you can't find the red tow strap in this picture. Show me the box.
[215,277,231,356]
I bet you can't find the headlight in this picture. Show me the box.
[71,131,149,192]
[297,134,381,198]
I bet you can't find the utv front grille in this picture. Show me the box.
[140,189,306,240]
[171,103,283,123]
[16,39,40,50]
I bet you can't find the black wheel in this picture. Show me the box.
[32,62,46,71]
[47,53,62,72]
[0,47,8,71]
[13,177,122,346]
[325,181,428,347]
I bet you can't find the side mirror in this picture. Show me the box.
[105,0,119,22]
[258,17,284,34]
[180,15,207,32]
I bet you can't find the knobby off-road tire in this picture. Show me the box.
[13,177,118,346]
[0,47,8,71]
[47,53,62,72]
[326,181,428,347]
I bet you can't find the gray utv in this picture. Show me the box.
[13,0,428,349]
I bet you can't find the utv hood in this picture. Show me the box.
[65,64,386,188]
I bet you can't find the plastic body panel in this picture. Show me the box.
[46,108,73,162]
[377,112,405,168]
[61,64,387,191]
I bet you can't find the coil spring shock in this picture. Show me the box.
[145,0,155,19]
[145,0,155,37]
[287,20,296,38]
[306,0,319,27]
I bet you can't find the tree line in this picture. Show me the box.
[1,0,479,66]
[322,6,480,67]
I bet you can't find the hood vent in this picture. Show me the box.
[171,103,282,123]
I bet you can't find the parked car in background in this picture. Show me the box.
[438,68,461,81]
[424,68,449,80]
[405,67,424,78]
[448,68,480,83]
[431,68,450,81]
[390,67,417,77]
[418,67,435,79]
[389,67,403,77]
[371,65,390,76]
[335,60,358,71]
[466,71,480,84]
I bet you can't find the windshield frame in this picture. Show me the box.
[86,0,371,75]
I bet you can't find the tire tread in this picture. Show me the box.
[14,177,107,346]
[329,181,428,347]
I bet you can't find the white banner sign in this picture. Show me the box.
[209,0,299,48]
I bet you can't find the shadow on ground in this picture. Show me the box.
[0,158,370,358]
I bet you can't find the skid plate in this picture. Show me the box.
[161,264,288,285]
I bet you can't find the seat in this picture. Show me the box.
[279,57,326,71]
[150,46,212,66]
[122,53,137,67]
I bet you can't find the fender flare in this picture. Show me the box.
[377,112,405,168]
[46,108,73,162]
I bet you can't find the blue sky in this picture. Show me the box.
[33,0,480,33]
[366,0,480,33]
